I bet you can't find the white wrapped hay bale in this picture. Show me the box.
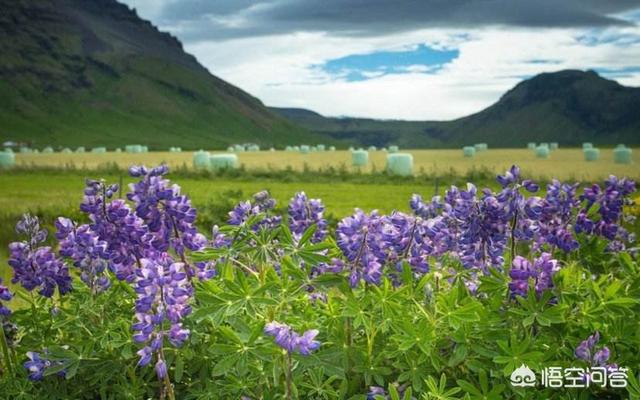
[583,148,600,161]
[210,154,239,170]
[42,147,54,153]
[368,146,377,151]
[0,151,16,168]
[549,142,559,150]
[92,147,106,153]
[329,146,336,151]
[270,147,276,152]
[463,146,476,157]
[292,146,300,151]
[285,146,293,151]
[193,150,211,169]
[20,147,32,154]
[348,146,355,151]
[316,144,325,151]
[582,142,593,150]
[115,148,122,153]
[300,145,310,154]
[535,146,550,159]
[527,142,536,150]
[247,144,260,152]
[474,143,488,151]
[388,145,399,153]
[61,148,72,153]
[126,145,143,153]
[76,147,85,153]
[613,146,632,164]
[141,146,149,153]
[234,144,245,152]
[386,153,413,176]
[352,150,368,167]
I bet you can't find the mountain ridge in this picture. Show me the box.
[270,69,640,148]
[0,0,334,149]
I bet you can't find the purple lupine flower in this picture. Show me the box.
[410,194,441,219]
[23,351,65,381]
[367,386,386,400]
[229,191,282,231]
[133,254,193,379]
[128,165,207,261]
[508,253,559,298]
[264,321,320,355]
[9,215,72,298]
[0,278,12,316]
[288,192,328,243]
[535,179,581,252]
[80,179,148,281]
[576,176,636,249]
[56,218,111,293]
[336,209,387,286]
[24,351,50,381]
[575,331,617,385]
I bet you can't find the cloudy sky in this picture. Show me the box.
[122,0,640,120]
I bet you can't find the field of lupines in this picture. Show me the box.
[0,164,639,399]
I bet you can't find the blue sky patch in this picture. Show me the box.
[319,44,459,81]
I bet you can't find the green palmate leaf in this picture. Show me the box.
[298,224,318,246]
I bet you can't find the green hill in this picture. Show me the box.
[271,70,640,148]
[0,0,333,150]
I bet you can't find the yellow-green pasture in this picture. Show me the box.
[13,148,640,181]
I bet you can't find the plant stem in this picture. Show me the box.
[0,322,13,376]
[286,352,293,400]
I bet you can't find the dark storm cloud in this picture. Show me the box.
[156,0,640,42]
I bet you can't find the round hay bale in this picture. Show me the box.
[613,147,632,164]
[20,147,32,153]
[300,145,310,154]
[539,142,549,149]
[115,148,122,153]
[615,144,626,149]
[3,148,13,153]
[61,148,72,153]
[352,150,368,167]
[583,148,600,161]
[270,147,276,152]
[42,147,54,153]
[582,142,593,150]
[193,150,211,169]
[535,146,550,159]
[549,142,559,150]
[141,146,149,152]
[292,146,300,151]
[368,146,377,151]
[0,151,16,168]
[210,154,239,170]
[126,145,143,153]
[386,153,413,176]
[329,146,336,151]
[285,146,293,151]
[234,144,245,152]
[76,147,85,153]
[316,144,325,151]
[348,146,355,151]
[463,146,476,157]
[247,145,260,152]
[474,143,488,151]
[527,142,536,150]
[92,147,106,153]
[388,145,399,153]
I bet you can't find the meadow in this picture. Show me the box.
[0,163,638,399]
[13,148,639,181]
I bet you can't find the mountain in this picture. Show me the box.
[0,0,332,149]
[270,70,640,148]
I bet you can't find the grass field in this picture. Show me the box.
[0,171,446,284]
[13,148,639,181]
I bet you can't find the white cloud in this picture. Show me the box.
[184,25,640,120]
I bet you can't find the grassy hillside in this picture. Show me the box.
[0,0,335,149]
[271,70,640,148]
